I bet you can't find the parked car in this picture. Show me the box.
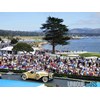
[21,70,54,83]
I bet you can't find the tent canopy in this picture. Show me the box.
[0,46,13,51]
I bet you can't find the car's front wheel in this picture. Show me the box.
[42,76,48,83]
[21,74,27,80]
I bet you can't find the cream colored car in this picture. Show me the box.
[21,70,54,83]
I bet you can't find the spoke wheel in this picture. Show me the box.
[22,74,27,80]
[42,76,48,83]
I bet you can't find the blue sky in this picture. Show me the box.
[0,12,100,31]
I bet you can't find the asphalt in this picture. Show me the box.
[1,74,88,87]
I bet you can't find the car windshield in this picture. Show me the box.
[35,70,44,72]
[29,70,44,73]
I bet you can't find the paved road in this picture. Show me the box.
[1,74,88,87]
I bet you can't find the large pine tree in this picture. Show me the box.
[41,16,70,54]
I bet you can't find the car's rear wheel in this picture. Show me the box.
[42,76,48,83]
[22,74,27,80]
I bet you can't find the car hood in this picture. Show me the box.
[36,71,48,75]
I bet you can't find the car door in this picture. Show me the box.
[28,71,36,79]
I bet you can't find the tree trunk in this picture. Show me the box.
[52,44,55,54]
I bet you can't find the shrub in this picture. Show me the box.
[13,42,33,52]
[0,69,26,73]
[11,38,18,44]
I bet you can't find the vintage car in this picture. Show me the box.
[21,70,54,83]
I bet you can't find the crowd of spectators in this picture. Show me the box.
[0,50,100,77]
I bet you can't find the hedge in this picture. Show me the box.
[0,69,26,73]
[54,73,100,81]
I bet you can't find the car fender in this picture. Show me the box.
[35,74,41,80]
[39,74,49,79]
[36,73,48,80]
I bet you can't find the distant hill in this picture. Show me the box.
[0,28,100,36]
[0,29,44,36]
[69,28,100,36]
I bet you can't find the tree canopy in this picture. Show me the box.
[13,42,33,52]
[41,16,70,53]
[10,38,18,44]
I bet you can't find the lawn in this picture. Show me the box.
[79,52,100,58]
[18,36,44,40]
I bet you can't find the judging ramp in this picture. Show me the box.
[0,79,45,87]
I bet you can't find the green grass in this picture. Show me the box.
[79,52,100,57]
[0,72,6,74]
[19,36,44,40]
[59,54,67,56]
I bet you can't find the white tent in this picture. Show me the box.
[67,54,79,57]
[0,46,13,51]
[0,46,13,55]
[0,46,42,55]
[85,56,98,59]
[29,47,42,55]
